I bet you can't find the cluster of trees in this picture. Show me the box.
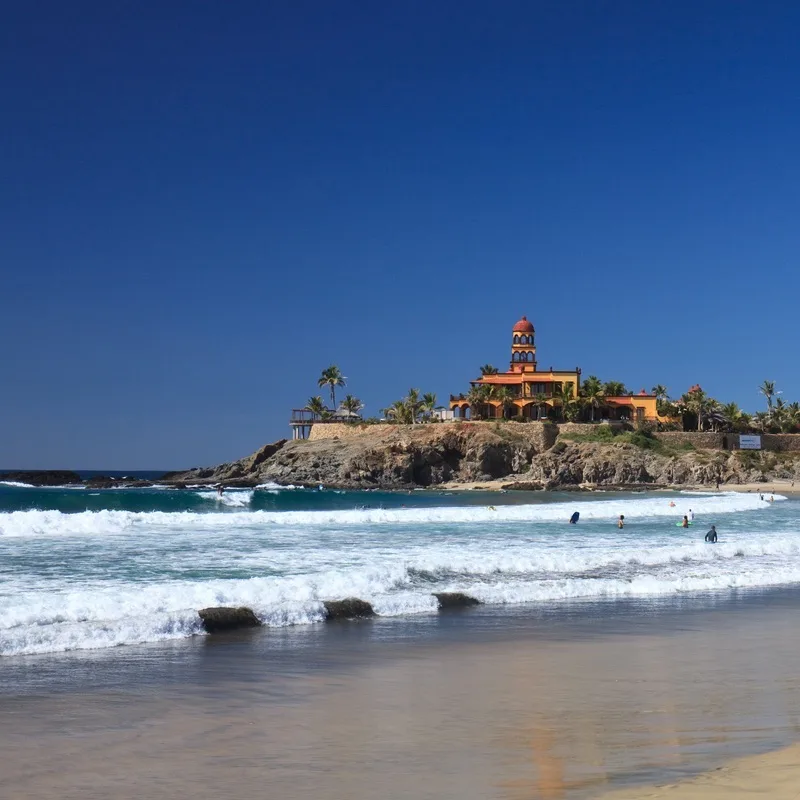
[382,389,438,424]
[462,369,633,422]
[664,380,798,433]
[304,366,364,420]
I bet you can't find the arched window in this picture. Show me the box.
[523,335,530,344]
[527,351,534,362]
[513,335,520,344]
[513,352,520,362]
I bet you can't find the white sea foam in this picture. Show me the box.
[195,489,254,507]
[0,492,779,539]
[0,481,35,488]
[0,491,795,657]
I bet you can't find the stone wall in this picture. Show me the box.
[558,422,630,436]
[655,432,728,449]
[307,420,559,450]
[308,423,376,441]
[654,431,800,452]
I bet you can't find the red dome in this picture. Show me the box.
[512,315,535,333]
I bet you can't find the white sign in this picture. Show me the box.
[739,435,762,450]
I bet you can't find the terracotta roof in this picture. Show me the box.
[512,315,535,333]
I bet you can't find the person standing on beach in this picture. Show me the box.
[705,526,718,543]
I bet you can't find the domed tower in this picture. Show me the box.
[511,316,537,372]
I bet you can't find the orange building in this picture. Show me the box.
[449,316,661,423]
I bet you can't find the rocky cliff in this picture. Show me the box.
[162,423,800,490]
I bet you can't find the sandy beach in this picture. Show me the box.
[4,590,800,800]
[598,743,800,799]
[437,478,800,497]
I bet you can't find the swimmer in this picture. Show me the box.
[617,514,625,529]
[669,501,676,508]
[569,511,580,525]
[770,495,775,503]
[216,485,224,497]
[704,525,718,543]
[681,515,689,528]
[488,505,496,511]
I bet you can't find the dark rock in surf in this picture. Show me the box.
[0,470,82,486]
[323,598,376,621]
[198,606,261,633]
[433,592,481,610]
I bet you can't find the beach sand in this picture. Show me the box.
[597,743,800,799]
[4,592,800,799]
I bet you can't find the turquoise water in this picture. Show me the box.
[0,481,793,657]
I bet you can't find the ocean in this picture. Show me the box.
[0,481,791,659]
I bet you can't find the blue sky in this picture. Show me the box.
[3,1,799,468]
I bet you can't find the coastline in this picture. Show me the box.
[597,743,800,799]
[436,477,800,497]
[5,588,800,799]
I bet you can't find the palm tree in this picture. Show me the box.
[384,399,412,424]
[467,384,491,420]
[721,402,742,432]
[555,381,579,422]
[479,364,499,376]
[405,388,422,424]
[581,376,604,422]
[681,388,711,431]
[531,391,550,421]
[493,386,515,419]
[603,380,628,397]
[305,396,329,420]
[651,385,669,401]
[340,395,364,417]
[787,402,800,433]
[759,380,777,414]
[421,392,437,421]
[318,365,347,409]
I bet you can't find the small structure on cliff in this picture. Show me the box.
[449,316,663,423]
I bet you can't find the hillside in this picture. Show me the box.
[162,423,800,490]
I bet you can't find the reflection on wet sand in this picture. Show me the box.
[3,600,800,800]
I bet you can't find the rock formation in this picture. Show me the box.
[323,598,376,621]
[198,606,262,633]
[160,423,800,491]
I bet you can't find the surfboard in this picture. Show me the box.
[675,522,693,527]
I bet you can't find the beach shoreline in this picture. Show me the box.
[596,742,800,799]
[436,477,800,497]
[5,588,800,799]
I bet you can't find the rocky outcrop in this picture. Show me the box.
[160,424,800,491]
[0,470,82,486]
[323,598,376,621]
[434,592,481,610]
[198,606,261,633]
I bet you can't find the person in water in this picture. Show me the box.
[569,512,579,524]
[669,501,676,508]
[618,514,625,529]
[705,525,718,543]
[217,485,224,496]
[681,516,689,528]
[689,509,694,521]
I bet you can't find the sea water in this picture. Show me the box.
[0,482,792,657]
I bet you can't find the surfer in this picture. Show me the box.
[569,511,580,525]
[681,515,689,528]
[617,514,624,529]
[216,485,224,497]
[704,525,718,543]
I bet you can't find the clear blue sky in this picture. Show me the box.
[3,1,799,469]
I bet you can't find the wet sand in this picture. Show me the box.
[3,593,800,799]
[598,743,800,798]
